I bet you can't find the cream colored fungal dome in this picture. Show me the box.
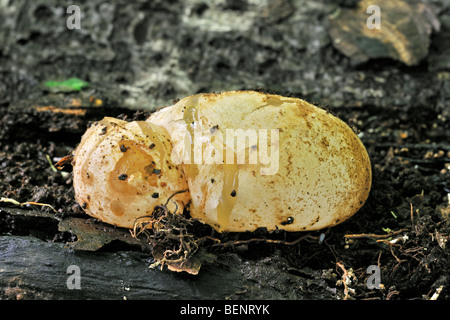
[72,91,372,232]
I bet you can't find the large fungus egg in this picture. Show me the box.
[72,91,372,232]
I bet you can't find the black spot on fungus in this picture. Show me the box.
[210,125,219,133]
[118,174,128,180]
[230,190,237,197]
[281,217,294,225]
[151,192,159,198]
[120,144,128,152]
[149,143,156,149]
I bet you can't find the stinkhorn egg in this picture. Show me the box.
[72,91,372,232]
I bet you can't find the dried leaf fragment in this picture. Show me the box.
[58,217,144,251]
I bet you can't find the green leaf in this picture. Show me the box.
[44,77,90,92]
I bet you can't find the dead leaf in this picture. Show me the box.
[58,217,144,251]
[159,248,217,275]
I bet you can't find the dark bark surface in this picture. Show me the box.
[0,236,244,300]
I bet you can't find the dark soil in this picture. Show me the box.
[0,89,448,300]
[0,0,449,300]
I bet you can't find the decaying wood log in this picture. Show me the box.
[0,235,241,300]
[0,233,336,300]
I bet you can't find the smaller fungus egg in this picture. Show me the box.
[72,117,190,228]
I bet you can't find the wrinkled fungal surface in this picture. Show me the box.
[72,117,190,229]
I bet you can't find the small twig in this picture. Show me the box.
[211,234,318,248]
[0,197,57,213]
[197,235,222,245]
[430,285,444,300]
[388,243,403,264]
[377,250,382,267]
[410,202,423,236]
[386,290,400,300]
[336,262,349,300]
[344,228,409,240]
[375,241,405,274]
